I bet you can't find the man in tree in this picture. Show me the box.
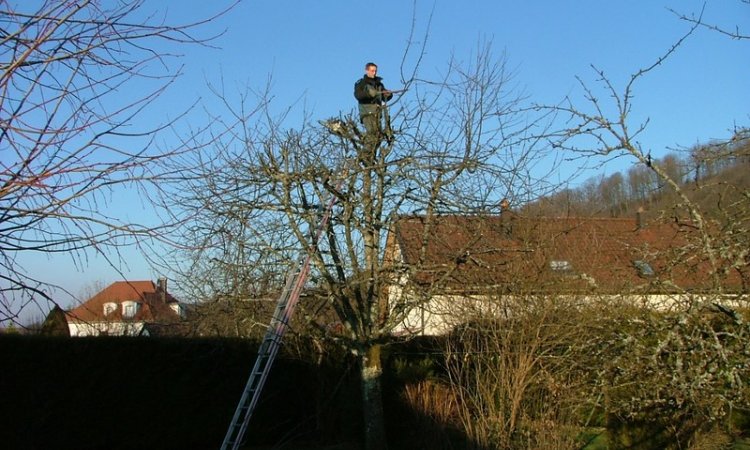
[354,62,394,146]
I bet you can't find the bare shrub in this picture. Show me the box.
[402,380,458,425]
[444,295,596,450]
[592,301,750,448]
[400,380,459,448]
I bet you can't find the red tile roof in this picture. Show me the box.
[390,214,743,294]
[67,280,181,323]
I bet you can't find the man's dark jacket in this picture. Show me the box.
[354,75,392,117]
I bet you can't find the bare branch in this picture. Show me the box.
[0,0,238,324]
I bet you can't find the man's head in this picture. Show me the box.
[364,62,378,78]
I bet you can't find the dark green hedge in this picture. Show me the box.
[0,335,365,450]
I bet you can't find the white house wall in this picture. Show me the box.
[391,293,503,336]
[390,291,748,336]
[68,321,145,337]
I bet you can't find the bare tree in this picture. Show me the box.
[626,164,657,205]
[0,0,235,325]
[533,10,739,288]
[658,153,686,188]
[526,2,750,444]
[164,42,556,449]
[600,172,627,216]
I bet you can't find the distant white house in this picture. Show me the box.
[64,279,186,337]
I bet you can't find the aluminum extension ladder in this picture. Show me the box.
[220,190,339,450]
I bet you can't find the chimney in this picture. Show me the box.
[636,207,645,230]
[157,277,167,302]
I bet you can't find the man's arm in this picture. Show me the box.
[354,79,374,102]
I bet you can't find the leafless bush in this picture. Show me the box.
[439,293,749,448]
[592,302,750,447]
[444,295,596,450]
[400,380,459,448]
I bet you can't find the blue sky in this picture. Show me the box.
[17,0,749,322]
[170,0,747,144]
[154,0,747,146]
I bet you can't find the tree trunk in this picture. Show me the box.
[360,343,387,450]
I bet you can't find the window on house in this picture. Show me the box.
[170,303,185,318]
[103,302,117,316]
[633,260,655,277]
[550,260,574,272]
[121,301,139,319]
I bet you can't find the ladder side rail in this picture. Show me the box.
[223,264,309,450]
[221,170,344,450]
[271,187,337,334]
[220,269,299,450]
[221,257,317,449]
[229,343,277,448]
[242,259,313,418]
[259,193,335,356]
[224,320,289,450]
[267,269,299,327]
[274,188,336,326]
[250,266,310,401]
[274,262,310,334]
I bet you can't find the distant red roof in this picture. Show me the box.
[67,280,181,323]
[390,214,744,294]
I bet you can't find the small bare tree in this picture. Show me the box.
[0,0,235,325]
[445,295,591,450]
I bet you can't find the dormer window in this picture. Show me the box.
[170,303,185,318]
[550,260,574,272]
[121,301,139,319]
[103,302,117,316]
[633,260,655,278]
